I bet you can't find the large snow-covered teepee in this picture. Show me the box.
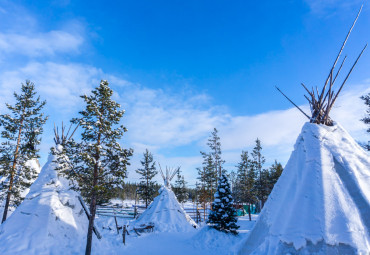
[239,6,370,255]
[0,126,102,255]
[133,166,197,232]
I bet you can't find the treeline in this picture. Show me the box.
[195,128,283,215]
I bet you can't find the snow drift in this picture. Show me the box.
[0,151,102,255]
[133,186,197,232]
[239,122,370,254]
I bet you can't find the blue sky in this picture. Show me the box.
[0,0,369,185]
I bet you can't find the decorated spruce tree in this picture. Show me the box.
[136,149,157,208]
[207,173,239,234]
[55,80,132,255]
[0,80,47,223]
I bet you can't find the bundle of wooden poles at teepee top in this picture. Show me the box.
[277,5,367,126]
[53,121,79,146]
[158,163,180,188]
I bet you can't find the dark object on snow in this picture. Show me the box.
[133,222,155,236]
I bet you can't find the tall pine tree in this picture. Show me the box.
[207,128,225,178]
[136,149,157,208]
[173,169,188,204]
[360,93,370,150]
[0,80,47,223]
[207,173,239,234]
[235,150,256,220]
[55,80,132,255]
[251,138,267,210]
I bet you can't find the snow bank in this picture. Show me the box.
[133,186,197,232]
[0,152,106,255]
[239,122,370,254]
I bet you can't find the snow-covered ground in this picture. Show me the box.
[93,212,258,255]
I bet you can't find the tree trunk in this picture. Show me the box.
[2,117,24,223]
[85,132,101,255]
[248,204,251,221]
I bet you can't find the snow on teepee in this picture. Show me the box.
[0,124,102,255]
[133,165,197,232]
[240,6,370,255]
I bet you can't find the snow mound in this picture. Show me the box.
[192,226,241,253]
[133,186,197,232]
[239,122,370,254]
[0,152,104,255]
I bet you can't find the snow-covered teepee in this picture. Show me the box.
[0,124,102,255]
[239,7,370,255]
[133,165,197,232]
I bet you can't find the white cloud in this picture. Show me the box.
[0,30,83,57]
[0,60,367,185]
[0,2,84,58]
[304,0,363,15]
[0,62,100,113]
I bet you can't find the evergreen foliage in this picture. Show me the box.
[0,80,47,222]
[207,174,239,234]
[234,151,255,203]
[267,160,283,193]
[173,169,188,203]
[196,128,225,209]
[136,149,158,208]
[53,80,132,255]
[251,138,267,209]
[207,128,225,178]
[360,93,370,151]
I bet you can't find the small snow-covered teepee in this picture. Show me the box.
[239,6,370,255]
[0,124,102,255]
[133,165,197,232]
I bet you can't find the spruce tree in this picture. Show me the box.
[251,138,267,210]
[55,80,132,255]
[136,149,157,208]
[173,169,188,204]
[0,80,47,223]
[207,173,239,234]
[360,93,370,150]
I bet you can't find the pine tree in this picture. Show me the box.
[235,150,256,220]
[360,93,370,151]
[173,169,188,204]
[136,149,157,208]
[55,80,132,255]
[266,160,283,195]
[207,128,225,179]
[251,138,267,210]
[207,174,239,234]
[0,80,47,223]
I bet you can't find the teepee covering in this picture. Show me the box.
[239,122,370,254]
[133,166,197,232]
[0,149,100,255]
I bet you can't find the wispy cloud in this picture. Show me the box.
[0,31,83,57]
[304,0,363,15]
[0,1,84,59]
[0,60,367,184]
